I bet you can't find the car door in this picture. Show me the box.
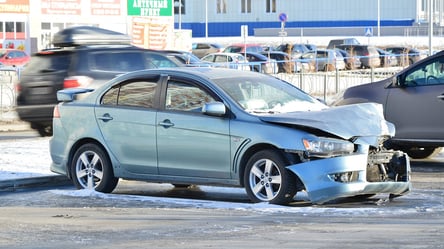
[385,57,444,140]
[95,78,160,174]
[156,77,231,178]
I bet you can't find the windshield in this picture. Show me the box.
[213,76,327,114]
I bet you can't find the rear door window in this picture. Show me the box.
[90,52,146,72]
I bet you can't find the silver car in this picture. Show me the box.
[50,67,411,205]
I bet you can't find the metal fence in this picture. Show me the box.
[0,68,19,119]
[275,67,400,103]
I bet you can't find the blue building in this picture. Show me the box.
[173,0,443,37]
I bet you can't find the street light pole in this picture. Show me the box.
[429,0,433,55]
[205,0,208,39]
[377,0,380,37]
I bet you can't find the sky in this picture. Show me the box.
[0,136,443,215]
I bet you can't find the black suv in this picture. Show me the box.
[16,26,180,136]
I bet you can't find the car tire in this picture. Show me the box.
[31,123,52,137]
[71,143,118,193]
[244,149,298,205]
[403,147,441,159]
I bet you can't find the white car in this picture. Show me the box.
[300,49,346,72]
[201,52,250,71]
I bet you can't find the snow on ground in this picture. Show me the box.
[0,137,54,181]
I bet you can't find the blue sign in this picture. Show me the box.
[365,27,373,37]
[279,13,287,22]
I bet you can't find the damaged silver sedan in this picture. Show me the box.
[50,67,411,205]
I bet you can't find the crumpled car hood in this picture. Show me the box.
[259,102,394,140]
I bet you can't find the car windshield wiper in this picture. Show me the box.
[248,109,280,114]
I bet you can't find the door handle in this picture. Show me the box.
[98,113,113,122]
[437,94,444,100]
[159,119,174,128]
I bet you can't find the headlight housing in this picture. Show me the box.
[302,137,355,158]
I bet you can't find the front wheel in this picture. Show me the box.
[403,147,441,159]
[244,150,298,205]
[71,143,118,193]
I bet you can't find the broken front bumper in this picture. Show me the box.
[287,152,411,204]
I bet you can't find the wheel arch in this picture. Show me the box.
[238,143,300,187]
[66,138,112,179]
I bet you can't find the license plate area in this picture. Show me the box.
[29,86,53,95]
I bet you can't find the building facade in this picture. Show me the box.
[174,0,443,37]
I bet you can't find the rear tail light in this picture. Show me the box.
[53,105,60,119]
[63,76,93,89]
[15,83,21,93]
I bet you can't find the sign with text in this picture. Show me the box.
[41,0,82,15]
[91,0,121,16]
[0,0,29,14]
[131,16,173,49]
[127,0,173,17]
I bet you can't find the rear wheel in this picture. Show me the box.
[244,149,298,205]
[71,143,118,193]
[31,123,52,137]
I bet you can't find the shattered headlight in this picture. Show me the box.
[302,137,355,158]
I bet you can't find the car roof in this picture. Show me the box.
[192,42,223,47]
[260,51,289,55]
[52,26,131,47]
[115,67,264,83]
[226,43,262,47]
[205,52,245,56]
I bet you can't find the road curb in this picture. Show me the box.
[0,175,71,191]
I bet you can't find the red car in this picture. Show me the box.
[0,49,30,67]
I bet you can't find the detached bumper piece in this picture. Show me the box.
[287,149,411,204]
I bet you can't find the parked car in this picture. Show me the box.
[327,38,360,49]
[304,44,317,52]
[300,49,346,72]
[260,51,300,73]
[50,67,411,205]
[191,42,224,58]
[376,48,398,67]
[201,52,249,71]
[261,44,276,52]
[336,44,380,68]
[335,48,362,70]
[384,46,426,66]
[332,50,444,159]
[242,52,277,74]
[158,50,212,67]
[16,26,180,137]
[223,43,264,53]
[0,49,30,67]
[275,43,310,58]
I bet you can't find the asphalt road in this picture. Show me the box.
[0,159,442,249]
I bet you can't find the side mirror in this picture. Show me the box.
[202,102,226,116]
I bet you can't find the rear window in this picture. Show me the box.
[225,46,242,53]
[146,53,178,68]
[22,51,72,73]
